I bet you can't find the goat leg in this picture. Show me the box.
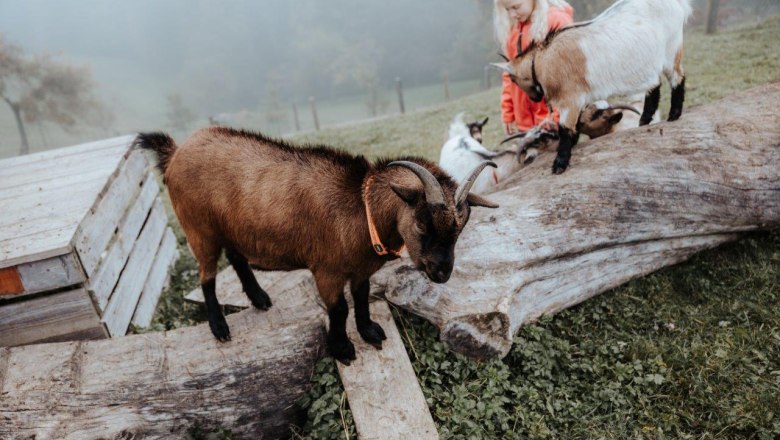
[352,278,386,349]
[202,278,231,342]
[317,273,356,365]
[668,76,686,121]
[552,125,578,174]
[225,248,272,310]
[641,85,662,126]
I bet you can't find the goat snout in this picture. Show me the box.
[424,260,453,284]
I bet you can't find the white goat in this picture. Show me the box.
[439,114,558,194]
[493,0,692,174]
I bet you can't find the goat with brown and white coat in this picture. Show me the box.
[493,0,692,174]
[135,128,497,364]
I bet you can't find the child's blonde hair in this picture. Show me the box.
[493,0,571,52]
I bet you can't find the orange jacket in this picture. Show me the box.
[501,5,574,131]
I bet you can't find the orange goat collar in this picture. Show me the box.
[363,176,405,258]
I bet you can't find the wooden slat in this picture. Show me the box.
[87,174,161,311]
[0,138,134,270]
[15,253,85,297]
[337,300,439,440]
[0,145,127,189]
[0,288,107,347]
[0,221,80,270]
[131,228,179,328]
[0,135,133,172]
[75,150,149,276]
[0,267,24,296]
[101,200,168,336]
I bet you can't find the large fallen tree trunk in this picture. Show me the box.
[371,83,780,358]
[187,84,779,360]
[0,288,325,439]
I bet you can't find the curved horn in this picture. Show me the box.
[499,131,528,145]
[455,161,497,206]
[387,161,445,206]
[607,104,641,115]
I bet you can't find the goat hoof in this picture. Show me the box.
[209,316,231,342]
[329,337,356,365]
[358,321,387,348]
[552,158,569,174]
[248,289,272,310]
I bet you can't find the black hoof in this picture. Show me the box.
[667,111,682,122]
[209,315,231,342]
[552,157,569,174]
[247,288,272,310]
[358,321,387,349]
[328,336,356,365]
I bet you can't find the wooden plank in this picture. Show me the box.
[0,167,111,203]
[0,267,24,296]
[131,228,179,328]
[0,144,127,189]
[0,221,80,270]
[87,174,160,311]
[0,288,107,347]
[15,253,85,297]
[185,268,317,307]
[337,300,439,440]
[0,178,107,229]
[75,150,149,276]
[0,135,133,172]
[101,200,167,336]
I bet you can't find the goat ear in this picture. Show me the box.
[480,117,489,127]
[390,183,420,205]
[608,112,624,125]
[467,193,499,209]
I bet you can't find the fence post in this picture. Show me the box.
[443,72,451,101]
[309,96,320,131]
[483,66,492,90]
[395,77,405,115]
[705,0,720,34]
[292,103,301,132]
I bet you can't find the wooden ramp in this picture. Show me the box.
[0,135,178,346]
[186,269,439,439]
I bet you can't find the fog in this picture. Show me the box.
[1,0,774,155]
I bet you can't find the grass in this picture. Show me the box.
[143,17,780,439]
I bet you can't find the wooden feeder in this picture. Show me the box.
[0,135,179,347]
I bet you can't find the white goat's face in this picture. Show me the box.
[467,117,489,143]
[492,57,542,102]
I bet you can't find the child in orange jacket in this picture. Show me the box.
[494,0,574,134]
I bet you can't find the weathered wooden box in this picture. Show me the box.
[0,135,179,346]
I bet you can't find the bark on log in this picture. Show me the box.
[188,84,780,360]
[0,288,326,439]
[372,83,780,358]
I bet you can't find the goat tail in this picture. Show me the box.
[133,132,177,175]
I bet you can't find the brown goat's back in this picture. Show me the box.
[165,127,372,275]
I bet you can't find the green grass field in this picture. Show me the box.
[146,18,780,440]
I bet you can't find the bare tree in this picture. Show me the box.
[0,36,109,155]
[165,93,196,134]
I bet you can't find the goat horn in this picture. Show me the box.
[607,104,641,115]
[455,161,497,206]
[496,52,510,62]
[499,131,528,145]
[387,161,446,206]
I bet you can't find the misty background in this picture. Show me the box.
[1,0,775,158]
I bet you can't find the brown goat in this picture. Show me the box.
[135,127,498,364]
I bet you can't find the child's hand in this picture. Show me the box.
[503,122,518,135]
